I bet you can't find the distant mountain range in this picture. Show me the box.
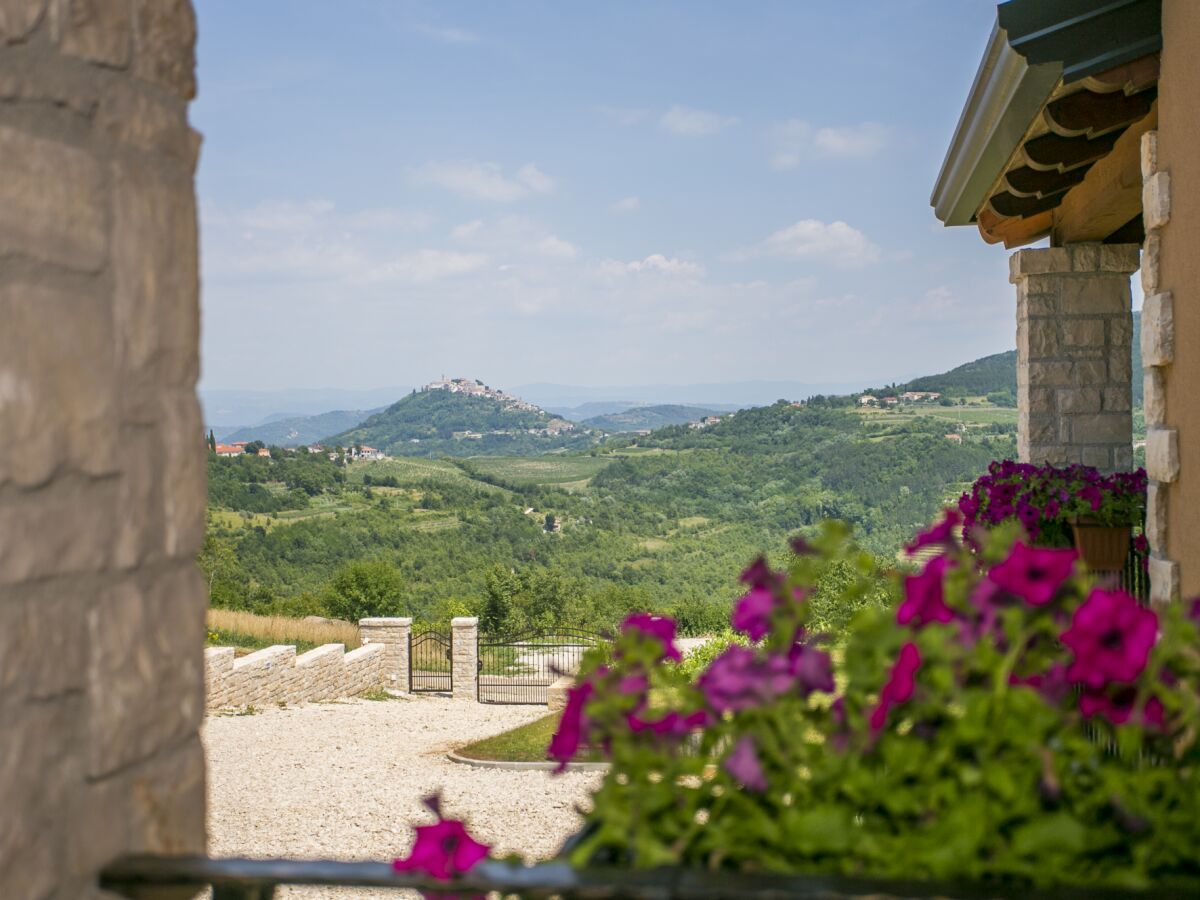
[513,379,875,410]
[582,404,727,432]
[220,408,384,446]
[201,386,413,429]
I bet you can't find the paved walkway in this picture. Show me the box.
[203,695,601,898]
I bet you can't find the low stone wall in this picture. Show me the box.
[205,643,386,710]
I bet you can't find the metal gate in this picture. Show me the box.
[477,628,607,704]
[409,628,452,693]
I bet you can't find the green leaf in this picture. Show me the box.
[1011,813,1086,857]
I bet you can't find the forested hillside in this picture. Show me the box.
[328,389,595,456]
[222,408,380,446]
[202,401,1014,633]
[582,404,725,432]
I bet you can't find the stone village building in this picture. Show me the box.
[1,1,1198,898]
[932,0,1199,604]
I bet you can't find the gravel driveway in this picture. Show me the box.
[203,695,601,898]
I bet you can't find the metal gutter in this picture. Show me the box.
[930,23,1061,226]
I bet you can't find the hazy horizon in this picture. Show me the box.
[195,1,1017,394]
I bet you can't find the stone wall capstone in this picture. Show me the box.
[0,3,206,897]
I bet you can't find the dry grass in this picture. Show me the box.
[206,609,361,651]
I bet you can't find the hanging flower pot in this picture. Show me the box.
[1071,518,1132,572]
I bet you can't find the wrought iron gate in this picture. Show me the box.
[409,628,452,693]
[477,628,607,704]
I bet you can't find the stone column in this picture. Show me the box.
[0,3,205,897]
[359,617,412,692]
[1010,243,1140,471]
[1139,130,1182,603]
[451,617,479,701]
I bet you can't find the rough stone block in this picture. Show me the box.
[1143,171,1171,231]
[0,281,119,488]
[133,0,196,98]
[1029,387,1055,414]
[57,0,132,66]
[0,125,106,271]
[1146,481,1167,556]
[1070,242,1101,272]
[1061,318,1105,347]
[1140,292,1175,367]
[1080,446,1113,470]
[547,677,573,714]
[1113,444,1133,470]
[1025,293,1058,317]
[1027,444,1071,466]
[1023,414,1057,446]
[1025,319,1059,358]
[1106,348,1132,384]
[0,588,86,702]
[111,162,200,386]
[1145,428,1180,483]
[1109,315,1133,348]
[1102,385,1132,412]
[0,0,45,42]
[112,424,166,570]
[0,479,119,586]
[96,77,201,170]
[1010,247,1071,281]
[1071,413,1131,445]
[1059,276,1130,317]
[1099,243,1140,274]
[1148,556,1180,605]
[1141,130,1158,180]
[87,566,206,777]
[1057,387,1102,414]
[1027,360,1073,386]
[1141,232,1160,295]
[1144,368,1166,427]
[1071,359,1107,387]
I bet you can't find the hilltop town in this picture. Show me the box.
[423,376,543,413]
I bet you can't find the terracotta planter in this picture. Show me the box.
[1071,520,1131,572]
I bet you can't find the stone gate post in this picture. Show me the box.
[359,617,412,692]
[451,617,479,701]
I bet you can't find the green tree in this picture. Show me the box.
[323,559,403,621]
[543,512,556,532]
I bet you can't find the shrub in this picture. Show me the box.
[548,518,1200,890]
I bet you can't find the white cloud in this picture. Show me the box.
[813,123,889,158]
[598,253,705,278]
[659,104,738,136]
[535,235,579,259]
[610,195,641,213]
[450,219,484,240]
[598,105,650,127]
[410,160,557,202]
[359,249,487,284]
[734,219,881,267]
[413,24,480,44]
[516,163,556,194]
[769,120,889,170]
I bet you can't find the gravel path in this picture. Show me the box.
[203,696,602,898]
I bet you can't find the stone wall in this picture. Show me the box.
[1009,243,1139,471]
[0,3,205,899]
[205,643,386,710]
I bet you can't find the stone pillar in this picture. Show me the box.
[0,3,205,898]
[451,617,479,701]
[359,617,412,692]
[1139,129,1182,604]
[1009,243,1140,471]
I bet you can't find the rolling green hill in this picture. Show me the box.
[582,404,725,432]
[223,408,380,447]
[326,389,595,457]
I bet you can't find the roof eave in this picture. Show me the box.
[931,24,1061,227]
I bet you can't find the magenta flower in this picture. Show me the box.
[1079,687,1164,730]
[731,585,776,641]
[869,642,921,733]
[1061,588,1158,690]
[393,798,490,881]
[905,507,962,556]
[788,643,835,695]
[698,646,797,713]
[1078,483,1104,512]
[1008,662,1071,704]
[898,556,954,628]
[724,736,768,792]
[987,542,1077,606]
[621,613,682,662]
[740,556,780,589]
[616,673,649,697]
[548,680,593,770]
[627,708,708,737]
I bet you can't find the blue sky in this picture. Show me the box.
[195,0,1017,393]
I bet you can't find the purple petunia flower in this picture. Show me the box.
[393,798,490,881]
[869,642,921,733]
[548,680,594,770]
[621,613,683,662]
[905,507,962,556]
[724,736,768,792]
[698,646,803,713]
[987,541,1077,606]
[731,585,776,641]
[1061,588,1158,691]
[626,708,708,737]
[898,556,955,628]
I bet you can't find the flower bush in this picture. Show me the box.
[545,519,1200,890]
[959,460,1147,548]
